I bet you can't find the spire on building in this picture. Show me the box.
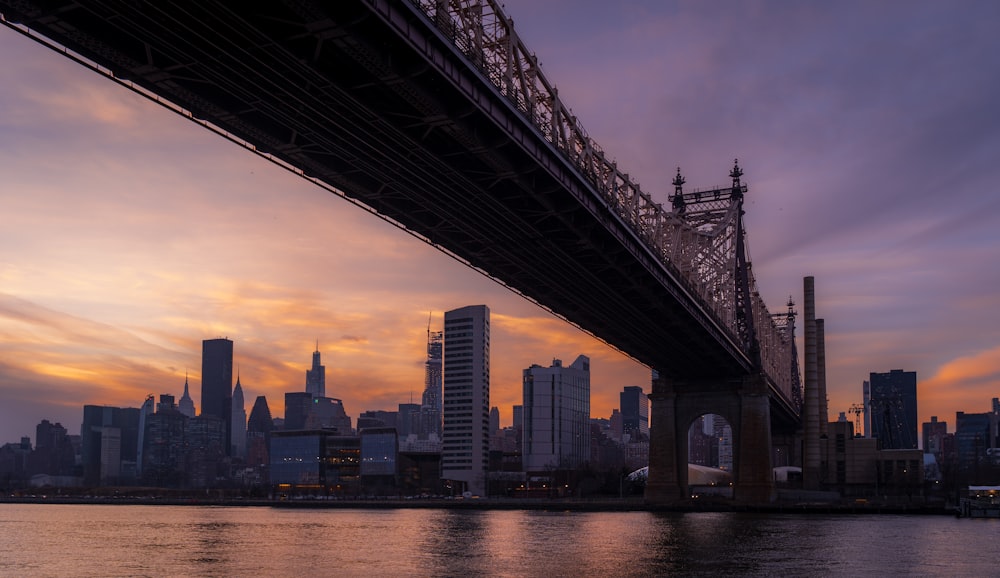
[306,343,326,397]
[231,372,247,459]
[178,372,196,418]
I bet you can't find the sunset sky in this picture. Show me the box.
[1,0,998,445]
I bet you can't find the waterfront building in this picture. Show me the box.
[270,430,360,496]
[955,410,992,472]
[360,427,398,494]
[81,405,139,486]
[231,375,247,459]
[200,338,233,455]
[820,419,923,496]
[441,304,490,496]
[141,403,186,487]
[185,415,225,488]
[868,369,918,449]
[620,386,649,440]
[306,343,326,397]
[397,449,443,496]
[522,356,591,472]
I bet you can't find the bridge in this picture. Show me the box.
[1,0,803,502]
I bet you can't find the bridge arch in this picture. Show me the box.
[685,413,734,497]
[647,372,776,503]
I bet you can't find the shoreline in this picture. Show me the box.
[0,495,954,515]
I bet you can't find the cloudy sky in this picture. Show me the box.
[1,0,998,445]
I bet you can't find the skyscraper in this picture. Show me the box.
[80,405,139,486]
[306,343,326,397]
[178,375,196,418]
[522,356,591,472]
[398,403,420,438]
[284,392,314,431]
[421,324,443,438]
[441,304,490,496]
[136,395,155,478]
[247,395,274,473]
[201,338,233,454]
[423,327,443,411]
[869,369,918,449]
[620,386,649,440]
[141,401,186,487]
[231,375,247,459]
[955,410,992,472]
[922,416,948,463]
[489,406,501,452]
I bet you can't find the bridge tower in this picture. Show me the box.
[646,161,779,504]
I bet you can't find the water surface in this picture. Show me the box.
[0,504,993,576]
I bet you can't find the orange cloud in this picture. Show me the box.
[918,346,1000,423]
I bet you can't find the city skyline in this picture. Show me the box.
[2,1,1000,443]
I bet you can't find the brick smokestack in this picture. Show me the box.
[803,276,820,489]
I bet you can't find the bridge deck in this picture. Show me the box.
[2,0,762,383]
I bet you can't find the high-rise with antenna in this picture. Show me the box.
[422,313,443,414]
[306,341,326,397]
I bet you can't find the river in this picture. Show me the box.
[0,504,994,576]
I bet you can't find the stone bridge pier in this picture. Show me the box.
[646,372,776,504]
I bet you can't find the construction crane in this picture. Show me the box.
[848,404,865,437]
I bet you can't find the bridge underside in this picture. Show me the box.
[2,0,753,379]
[4,1,803,503]
[647,373,801,504]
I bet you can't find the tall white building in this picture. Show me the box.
[441,304,490,496]
[522,355,591,472]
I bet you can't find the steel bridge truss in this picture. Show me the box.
[0,0,800,410]
[418,0,797,404]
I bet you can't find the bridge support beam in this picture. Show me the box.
[646,372,776,505]
[733,373,776,503]
[646,373,687,503]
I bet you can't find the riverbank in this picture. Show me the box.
[0,494,954,515]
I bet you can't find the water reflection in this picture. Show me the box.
[1,505,997,576]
